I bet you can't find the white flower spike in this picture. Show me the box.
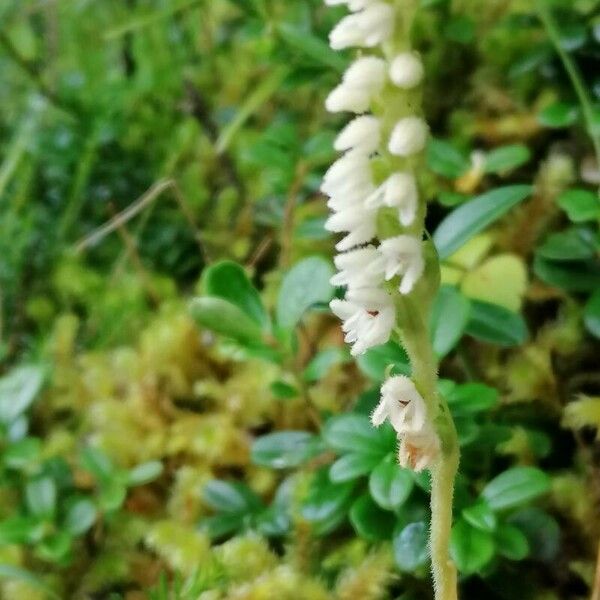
[325,204,377,251]
[331,246,385,289]
[378,235,425,294]
[371,375,428,434]
[389,52,424,89]
[329,3,395,50]
[399,429,440,472]
[326,57,386,113]
[330,288,395,355]
[388,116,429,156]
[364,172,419,226]
[334,115,381,154]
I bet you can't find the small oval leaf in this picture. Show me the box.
[434,185,532,259]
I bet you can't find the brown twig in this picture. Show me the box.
[73,178,205,259]
[108,203,161,307]
[246,235,274,270]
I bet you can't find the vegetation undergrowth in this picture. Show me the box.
[0,0,599,598]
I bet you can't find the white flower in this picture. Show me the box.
[326,86,372,114]
[322,152,375,211]
[331,245,385,288]
[371,375,428,434]
[398,428,440,472]
[378,235,424,294]
[335,115,381,154]
[364,172,418,226]
[388,117,429,156]
[326,57,386,113]
[325,204,377,251]
[330,287,395,355]
[389,52,424,88]
[321,151,371,194]
[322,150,372,195]
[329,3,394,50]
[344,56,386,89]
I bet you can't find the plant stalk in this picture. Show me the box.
[401,299,459,600]
[536,0,600,171]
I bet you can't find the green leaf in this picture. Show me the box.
[446,383,498,415]
[356,341,410,381]
[443,15,475,44]
[203,480,263,514]
[482,467,550,511]
[323,414,392,456]
[349,494,395,541]
[80,446,115,482]
[483,144,531,174]
[0,366,45,424]
[63,497,97,535]
[200,513,245,539]
[439,191,471,207]
[127,461,163,486]
[507,508,560,562]
[251,431,321,469]
[533,256,600,292]
[536,228,596,261]
[329,452,381,483]
[3,437,41,469]
[276,257,334,329]
[302,469,355,525]
[369,456,414,511]
[426,138,470,178]
[538,102,579,128]
[98,480,127,512]
[203,261,268,328]
[462,502,497,532]
[270,380,298,399]
[455,417,480,446]
[450,518,495,575]
[26,477,56,518]
[303,347,348,383]
[584,289,600,339]
[494,524,529,560]
[0,564,61,600]
[430,286,471,357]
[277,24,346,72]
[256,505,290,538]
[0,517,44,545]
[465,300,528,346]
[393,521,430,572]
[434,185,533,258]
[36,531,72,564]
[190,297,264,344]
[557,189,600,222]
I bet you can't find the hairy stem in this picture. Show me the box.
[401,298,459,600]
[430,446,459,600]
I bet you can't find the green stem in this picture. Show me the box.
[537,0,600,168]
[430,446,459,600]
[401,298,459,600]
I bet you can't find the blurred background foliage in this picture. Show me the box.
[0,0,600,598]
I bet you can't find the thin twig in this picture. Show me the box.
[73,179,204,259]
[108,203,161,307]
[537,1,600,173]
